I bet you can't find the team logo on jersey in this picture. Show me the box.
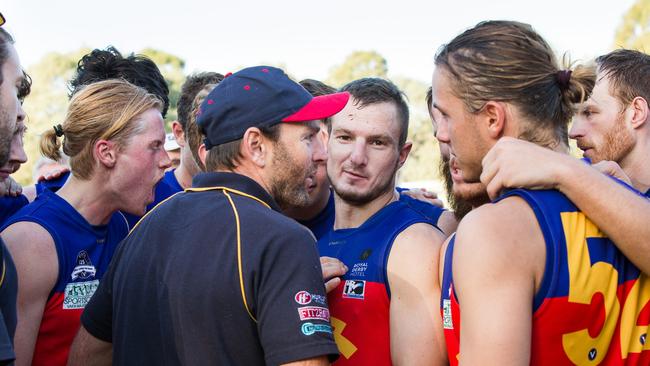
[342,280,365,299]
[298,306,330,321]
[359,248,372,260]
[63,280,99,309]
[71,250,96,280]
[301,322,333,336]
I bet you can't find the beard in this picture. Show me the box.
[0,108,12,166]
[329,159,398,207]
[439,157,474,220]
[590,112,635,164]
[269,141,314,210]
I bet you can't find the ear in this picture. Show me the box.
[198,143,208,166]
[95,140,117,168]
[397,141,412,169]
[171,121,186,147]
[241,127,268,168]
[629,96,649,129]
[482,101,507,139]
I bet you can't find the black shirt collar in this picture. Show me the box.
[191,172,281,212]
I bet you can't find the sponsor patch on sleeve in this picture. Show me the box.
[298,306,330,322]
[301,322,333,336]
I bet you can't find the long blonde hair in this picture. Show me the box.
[40,79,162,179]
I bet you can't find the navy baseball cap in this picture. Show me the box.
[196,66,350,149]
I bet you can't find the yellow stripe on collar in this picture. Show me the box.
[185,186,271,209]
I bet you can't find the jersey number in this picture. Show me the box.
[561,212,650,364]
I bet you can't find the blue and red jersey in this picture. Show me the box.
[1,189,128,366]
[303,188,445,241]
[36,169,183,229]
[441,188,650,365]
[318,200,435,365]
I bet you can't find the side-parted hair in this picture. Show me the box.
[177,72,224,130]
[69,46,170,118]
[434,20,595,146]
[40,79,162,180]
[596,49,650,108]
[339,78,410,148]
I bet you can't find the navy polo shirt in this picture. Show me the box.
[82,172,338,365]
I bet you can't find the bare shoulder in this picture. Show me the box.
[436,210,459,237]
[394,222,445,256]
[2,221,58,281]
[453,196,545,290]
[388,222,445,284]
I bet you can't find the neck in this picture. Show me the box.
[619,137,650,193]
[56,175,119,226]
[333,188,398,229]
[174,162,194,189]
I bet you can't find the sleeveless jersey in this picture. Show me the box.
[318,201,434,365]
[1,189,128,366]
[123,169,183,228]
[441,188,650,365]
[0,195,28,226]
[303,189,445,241]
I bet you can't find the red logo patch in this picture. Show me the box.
[295,291,312,305]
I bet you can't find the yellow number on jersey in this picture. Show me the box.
[561,212,620,364]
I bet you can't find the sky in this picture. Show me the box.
[3,0,639,84]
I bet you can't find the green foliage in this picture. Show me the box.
[391,76,441,184]
[139,48,186,124]
[16,47,186,186]
[614,0,650,51]
[327,50,388,87]
[17,48,91,186]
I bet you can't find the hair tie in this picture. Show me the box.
[53,124,64,137]
[555,70,572,91]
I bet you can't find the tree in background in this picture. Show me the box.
[614,0,650,50]
[327,50,388,87]
[326,51,440,185]
[16,47,185,185]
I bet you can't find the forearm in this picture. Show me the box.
[281,356,329,366]
[67,327,112,366]
[556,159,650,273]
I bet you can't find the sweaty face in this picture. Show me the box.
[0,43,27,167]
[431,67,490,204]
[112,108,171,215]
[327,99,405,206]
[571,76,635,164]
[269,121,325,209]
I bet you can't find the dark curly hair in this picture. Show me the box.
[68,46,170,117]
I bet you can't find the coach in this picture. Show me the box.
[68,66,350,365]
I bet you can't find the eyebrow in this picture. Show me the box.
[432,103,449,116]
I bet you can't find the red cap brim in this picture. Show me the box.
[282,92,350,122]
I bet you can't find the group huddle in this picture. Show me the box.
[0,18,649,366]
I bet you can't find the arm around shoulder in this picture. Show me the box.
[1,222,58,366]
[387,222,447,366]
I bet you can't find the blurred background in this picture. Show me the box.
[3,0,649,193]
